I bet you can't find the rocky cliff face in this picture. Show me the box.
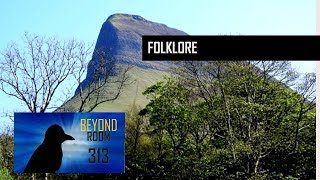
[76,14,187,93]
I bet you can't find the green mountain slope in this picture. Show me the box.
[64,66,168,112]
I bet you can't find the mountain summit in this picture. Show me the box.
[77,14,187,93]
[72,14,187,108]
[94,13,187,68]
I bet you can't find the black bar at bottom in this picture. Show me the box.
[142,35,319,60]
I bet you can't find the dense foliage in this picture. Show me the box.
[125,61,315,179]
[0,61,315,179]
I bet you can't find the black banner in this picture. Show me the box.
[142,35,320,60]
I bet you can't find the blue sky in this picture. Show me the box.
[0,0,316,44]
[0,0,317,130]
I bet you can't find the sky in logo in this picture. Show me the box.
[14,112,125,173]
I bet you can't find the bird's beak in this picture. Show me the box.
[64,134,75,141]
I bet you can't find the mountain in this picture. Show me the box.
[76,13,188,94]
[93,13,187,68]
[70,14,187,111]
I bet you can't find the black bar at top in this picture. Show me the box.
[142,35,319,60]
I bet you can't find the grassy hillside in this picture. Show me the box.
[64,66,168,112]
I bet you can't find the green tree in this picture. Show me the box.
[138,61,315,179]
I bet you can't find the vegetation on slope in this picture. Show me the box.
[124,61,315,179]
[0,61,315,179]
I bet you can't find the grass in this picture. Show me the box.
[64,66,168,112]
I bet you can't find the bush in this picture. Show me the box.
[0,166,13,180]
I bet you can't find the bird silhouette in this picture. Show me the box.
[24,124,75,173]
